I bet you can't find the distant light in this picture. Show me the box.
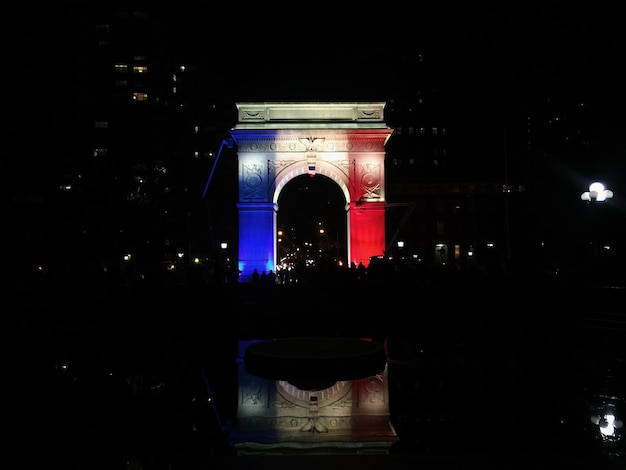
[220,242,229,250]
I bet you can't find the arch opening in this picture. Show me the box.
[276,174,348,281]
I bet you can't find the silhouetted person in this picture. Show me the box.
[251,268,260,283]
[357,261,367,281]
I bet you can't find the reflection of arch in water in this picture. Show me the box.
[231,102,392,282]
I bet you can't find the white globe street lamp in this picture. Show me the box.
[581,182,613,202]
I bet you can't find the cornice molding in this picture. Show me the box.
[235,102,387,125]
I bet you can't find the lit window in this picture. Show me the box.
[133,65,148,74]
[432,127,438,135]
[132,92,148,101]
[419,127,426,135]
[93,148,108,157]
[114,63,127,73]
[194,151,199,158]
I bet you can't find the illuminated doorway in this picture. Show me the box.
[230,102,392,282]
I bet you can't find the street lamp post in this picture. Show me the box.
[580,182,613,268]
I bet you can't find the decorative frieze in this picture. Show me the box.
[233,133,390,153]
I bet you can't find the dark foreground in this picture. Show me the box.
[7,275,626,469]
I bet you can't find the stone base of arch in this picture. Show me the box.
[237,202,277,282]
[349,201,387,268]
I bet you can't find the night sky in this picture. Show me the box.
[212,2,626,106]
[7,2,626,99]
[7,2,626,152]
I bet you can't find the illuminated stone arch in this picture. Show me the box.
[230,102,392,282]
